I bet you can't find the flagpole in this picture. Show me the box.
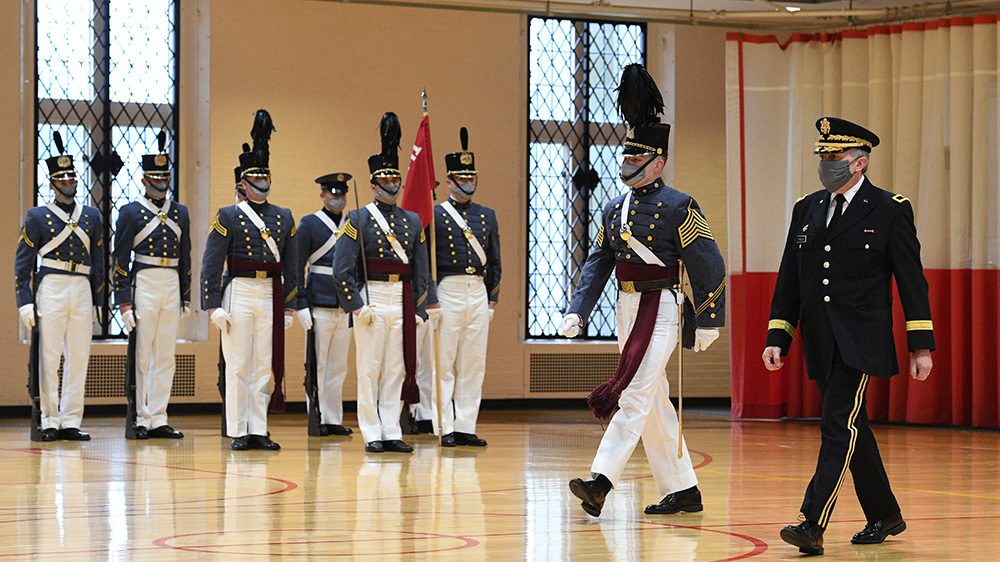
[423,88,446,440]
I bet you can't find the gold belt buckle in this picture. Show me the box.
[68,261,78,272]
[159,257,171,267]
[387,273,400,283]
[255,270,267,279]
[620,280,635,294]
[465,266,476,275]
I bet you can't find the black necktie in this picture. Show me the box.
[827,194,846,231]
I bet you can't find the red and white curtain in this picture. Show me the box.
[726,15,1000,427]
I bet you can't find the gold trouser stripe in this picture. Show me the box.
[818,373,869,527]
[906,320,933,331]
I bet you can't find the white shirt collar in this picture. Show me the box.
[838,175,865,205]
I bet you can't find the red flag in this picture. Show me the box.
[401,114,436,228]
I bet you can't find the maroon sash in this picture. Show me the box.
[365,259,420,404]
[587,262,679,421]
[229,259,287,413]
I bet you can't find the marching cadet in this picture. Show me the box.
[332,112,430,454]
[296,172,355,437]
[560,64,726,517]
[15,132,105,441]
[764,118,934,556]
[112,131,191,440]
[202,109,301,451]
[432,127,501,447]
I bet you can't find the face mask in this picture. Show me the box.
[147,180,170,195]
[620,158,654,186]
[324,196,346,213]
[246,178,270,200]
[818,159,857,192]
[54,181,77,199]
[375,182,400,202]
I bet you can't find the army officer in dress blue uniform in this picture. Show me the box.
[15,132,105,441]
[112,131,190,440]
[333,112,431,454]
[764,118,934,556]
[561,64,726,518]
[295,172,355,436]
[201,109,301,451]
[431,127,501,448]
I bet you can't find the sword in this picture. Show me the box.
[27,310,42,442]
[304,326,323,436]
[217,341,227,437]
[676,259,686,459]
[351,178,370,305]
[124,310,139,439]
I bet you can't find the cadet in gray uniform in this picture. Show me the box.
[562,65,726,518]
[15,132,105,441]
[332,112,431,454]
[112,131,191,440]
[201,109,301,451]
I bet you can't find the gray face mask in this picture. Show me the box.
[620,158,654,186]
[376,183,400,203]
[246,178,270,200]
[818,159,857,192]
[324,196,346,213]
[147,180,170,196]
[55,182,77,199]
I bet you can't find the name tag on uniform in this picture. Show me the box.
[796,234,809,244]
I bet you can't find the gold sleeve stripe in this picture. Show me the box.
[678,200,715,249]
[342,219,358,240]
[210,215,228,237]
[285,286,298,304]
[289,223,297,237]
[489,285,500,296]
[768,319,795,338]
[416,290,427,307]
[19,226,35,248]
[892,193,910,204]
[596,225,605,247]
[420,230,427,244]
[906,320,933,331]
[97,237,104,247]
[114,263,129,277]
[696,277,727,316]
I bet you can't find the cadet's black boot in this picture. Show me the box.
[569,474,613,517]
[852,513,906,545]
[133,426,149,440]
[40,428,58,442]
[455,432,487,447]
[324,424,353,436]
[644,485,703,514]
[441,433,457,447]
[382,439,413,453]
[780,520,825,555]
[148,425,183,439]
[58,428,91,441]
[230,436,251,450]
[365,441,384,453]
[248,434,281,450]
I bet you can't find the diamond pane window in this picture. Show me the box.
[526,17,645,339]
[35,0,179,339]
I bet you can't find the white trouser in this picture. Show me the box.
[311,306,351,425]
[37,274,93,430]
[133,268,181,429]
[412,319,437,428]
[221,278,274,437]
[353,281,405,443]
[437,275,490,435]
[590,289,697,497]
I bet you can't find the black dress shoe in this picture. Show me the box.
[133,426,149,440]
[58,428,91,441]
[569,475,612,517]
[365,441,384,453]
[40,428,59,442]
[414,420,434,434]
[382,439,413,453]
[441,433,457,447]
[852,513,906,544]
[148,425,184,439]
[323,424,353,436]
[231,436,251,450]
[780,520,825,555]
[455,432,487,447]
[644,485,703,514]
[248,434,281,450]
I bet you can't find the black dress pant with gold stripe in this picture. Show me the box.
[801,347,900,528]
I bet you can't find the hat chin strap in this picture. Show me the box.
[619,155,657,184]
[450,175,476,197]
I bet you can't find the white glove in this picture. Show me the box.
[284,312,294,330]
[296,308,313,331]
[210,308,232,333]
[93,306,101,325]
[692,328,720,352]
[122,309,137,334]
[180,302,192,319]
[560,313,582,338]
[19,304,35,331]
[428,307,442,328]
[415,314,426,327]
[488,308,495,322]
[354,304,375,327]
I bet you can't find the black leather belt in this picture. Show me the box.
[617,278,679,294]
[368,273,412,282]
[231,270,280,279]
[440,265,485,276]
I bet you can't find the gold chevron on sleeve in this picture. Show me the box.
[290,223,297,237]
[696,277,727,316]
[906,320,933,331]
[210,214,228,237]
[420,230,426,244]
[285,286,298,304]
[768,319,795,337]
[596,225,605,247]
[678,200,715,249]
[342,218,358,240]
[19,226,35,248]
[114,263,129,277]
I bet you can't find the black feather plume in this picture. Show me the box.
[615,64,664,129]
[53,131,65,155]
[378,112,401,157]
[460,127,469,151]
[157,130,167,153]
[250,109,275,165]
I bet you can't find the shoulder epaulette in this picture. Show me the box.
[892,193,909,204]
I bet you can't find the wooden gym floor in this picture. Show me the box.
[0,408,995,560]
